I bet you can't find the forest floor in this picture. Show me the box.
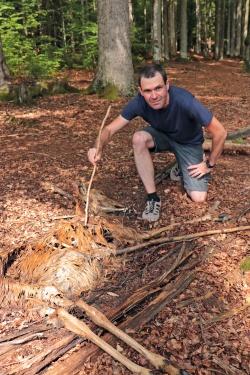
[0,58,249,375]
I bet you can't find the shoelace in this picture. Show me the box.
[145,200,160,214]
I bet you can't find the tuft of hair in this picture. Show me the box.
[137,63,168,87]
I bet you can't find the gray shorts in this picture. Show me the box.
[143,126,210,192]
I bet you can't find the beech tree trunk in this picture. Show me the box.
[230,0,237,56]
[168,0,177,57]
[163,0,170,60]
[215,0,225,59]
[226,0,232,55]
[152,0,162,62]
[245,1,250,66]
[180,0,188,59]
[195,0,202,54]
[243,0,250,57]
[93,0,134,96]
[0,40,9,87]
[235,0,243,56]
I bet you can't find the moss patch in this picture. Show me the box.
[240,257,250,272]
[99,83,120,100]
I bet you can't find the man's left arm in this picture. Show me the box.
[205,116,227,167]
[188,116,227,178]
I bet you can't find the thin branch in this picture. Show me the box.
[84,105,111,226]
[142,214,213,240]
[116,225,250,255]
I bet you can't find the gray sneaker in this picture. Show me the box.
[170,163,181,181]
[142,199,161,222]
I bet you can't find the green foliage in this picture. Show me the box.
[240,257,250,272]
[0,0,98,78]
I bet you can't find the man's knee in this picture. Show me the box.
[132,131,154,150]
[187,190,207,203]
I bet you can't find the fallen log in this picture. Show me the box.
[0,79,79,104]
[226,126,250,140]
[203,140,250,154]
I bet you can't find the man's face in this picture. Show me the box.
[139,72,169,110]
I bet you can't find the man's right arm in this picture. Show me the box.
[88,115,129,165]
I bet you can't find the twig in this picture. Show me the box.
[84,105,111,226]
[116,225,250,255]
[142,214,213,240]
[236,202,250,222]
[53,215,76,220]
[212,355,244,375]
[204,302,250,327]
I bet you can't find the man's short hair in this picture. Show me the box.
[138,63,168,87]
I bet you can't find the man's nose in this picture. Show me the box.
[150,90,157,99]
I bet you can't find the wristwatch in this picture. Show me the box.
[205,159,215,169]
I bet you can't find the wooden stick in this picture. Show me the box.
[84,105,111,226]
[116,225,250,255]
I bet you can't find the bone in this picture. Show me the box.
[57,307,152,375]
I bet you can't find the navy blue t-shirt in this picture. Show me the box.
[121,86,213,145]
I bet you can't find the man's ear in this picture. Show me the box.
[166,81,169,90]
[138,86,142,95]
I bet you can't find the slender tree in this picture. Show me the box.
[163,0,170,60]
[235,0,243,56]
[215,0,221,59]
[245,0,250,66]
[242,0,250,57]
[226,0,232,56]
[180,0,188,59]
[152,0,162,62]
[168,0,176,57]
[230,0,237,56]
[93,0,134,96]
[0,40,9,87]
[195,0,202,54]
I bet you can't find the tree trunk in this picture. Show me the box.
[215,0,221,59]
[93,0,134,96]
[230,0,237,56]
[195,0,202,54]
[163,0,170,60]
[243,0,250,57]
[180,0,188,59]
[219,0,225,59]
[168,0,176,57]
[152,0,162,62]
[202,0,209,57]
[0,40,9,87]
[144,0,148,45]
[245,0,250,67]
[226,0,232,55]
[235,0,243,56]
